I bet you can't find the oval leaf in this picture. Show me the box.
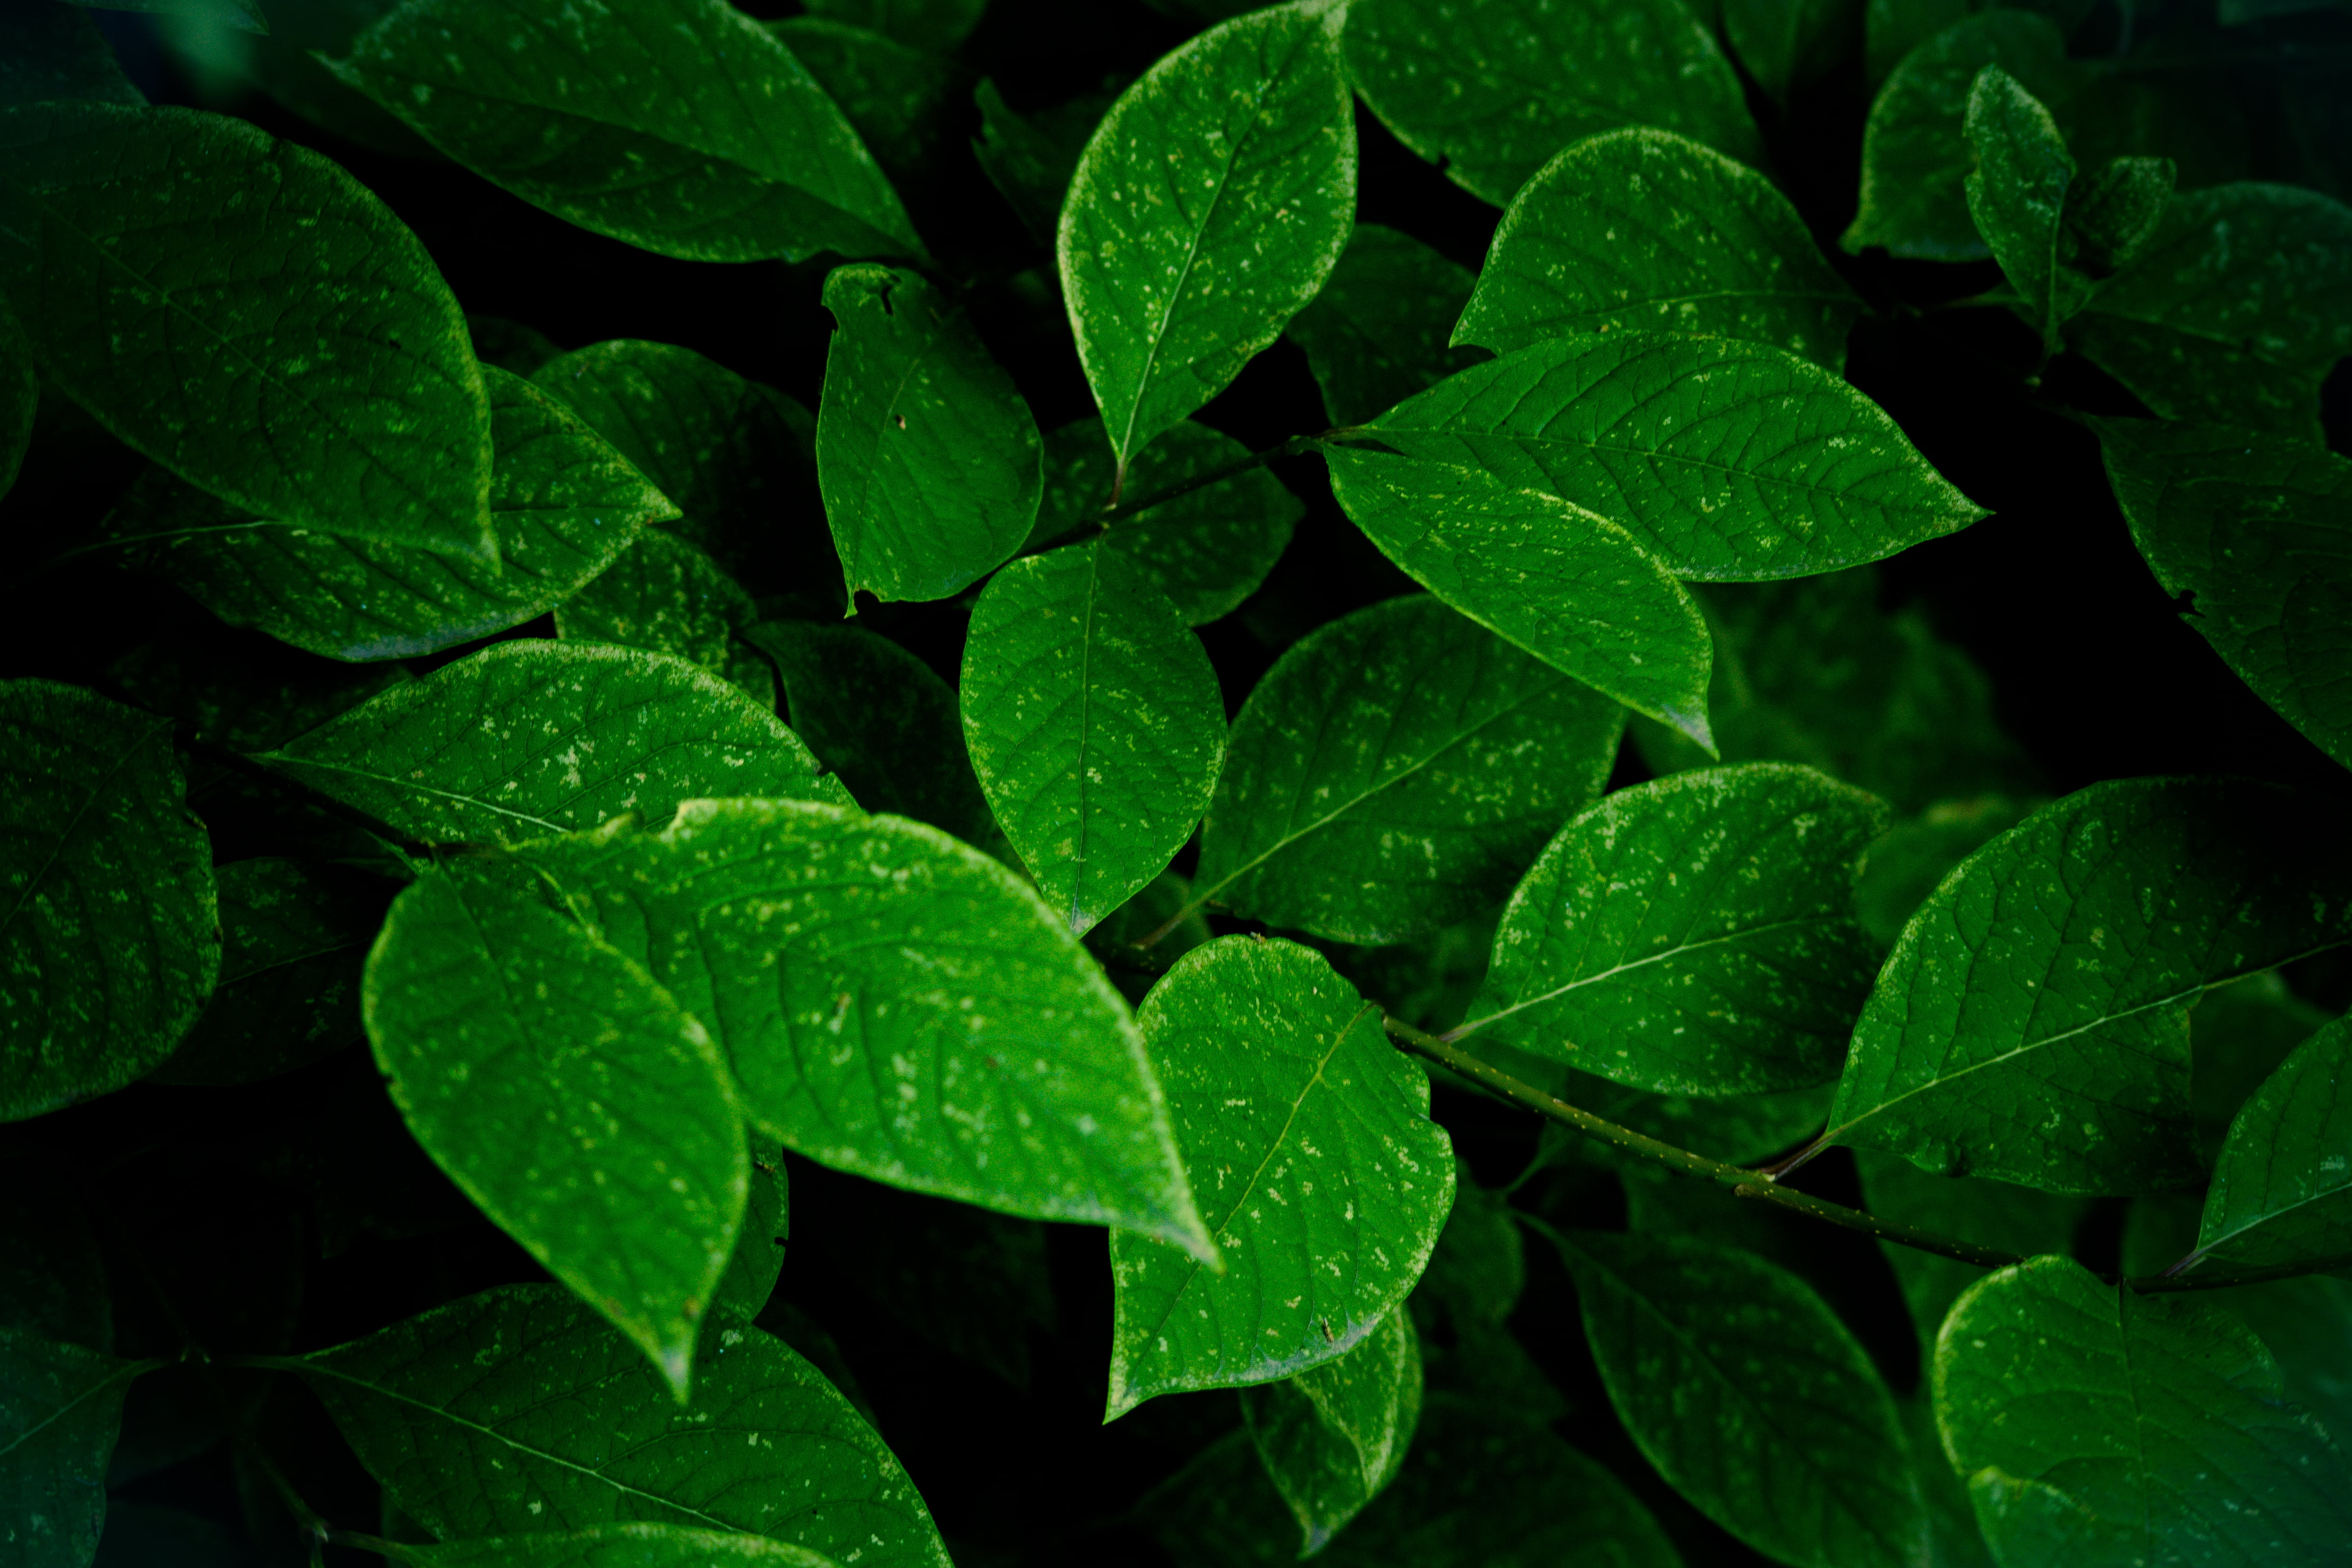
[1238,1302,1424,1556]
[1965,67,2086,353]
[2192,1016,2352,1273]
[0,1328,145,1568]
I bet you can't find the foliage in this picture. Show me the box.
[2,2,2350,1565]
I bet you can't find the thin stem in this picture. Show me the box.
[1025,429,1345,561]
[2137,1251,2352,1293]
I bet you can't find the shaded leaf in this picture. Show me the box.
[1107,937,1453,1416]
[0,102,493,558]
[2064,153,2174,274]
[1457,127,1865,371]
[1240,1303,1422,1556]
[556,531,776,707]
[261,641,847,845]
[1287,224,1482,428]
[1086,872,1214,986]
[216,0,435,161]
[61,0,264,28]
[817,264,1039,603]
[1,681,216,1122]
[378,1523,835,1567]
[0,4,141,113]
[802,0,987,48]
[0,1167,113,1350]
[0,1329,145,1568]
[1461,764,1887,1097]
[1,308,32,505]
[1191,594,1623,945]
[772,17,957,176]
[1854,796,2039,950]
[971,78,1113,248]
[2192,1016,2352,1272]
[1726,0,1863,105]
[1345,0,1760,207]
[710,1154,789,1324]
[2190,971,2332,1165]
[1854,1148,2089,1355]
[1060,0,1354,482]
[1965,66,2087,353]
[1553,1071,1837,1170]
[328,0,920,263]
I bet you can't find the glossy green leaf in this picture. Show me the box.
[972,79,1112,248]
[1368,332,1986,582]
[0,4,141,113]
[515,799,1211,1258]
[288,1284,948,1567]
[1457,128,1865,372]
[2071,185,2352,443]
[557,532,775,707]
[365,860,744,1398]
[962,540,1226,935]
[1557,1229,1930,1568]
[0,1329,146,1568]
[2189,1017,2352,1272]
[1191,594,1623,945]
[744,620,991,845]
[1059,0,1354,482]
[817,264,1040,603]
[144,365,672,663]
[1029,418,1302,626]
[710,1155,789,1324]
[1345,0,1761,207]
[378,1523,836,1568]
[1726,0,1862,105]
[1321,445,1712,738]
[1935,1255,2352,1566]
[1845,11,2072,259]
[802,0,987,47]
[1854,1148,2089,1355]
[261,641,847,845]
[1286,224,1482,427]
[2,681,215,1122]
[1461,764,1886,1097]
[1107,937,1453,1416]
[2097,420,2352,771]
[0,102,494,558]
[772,18,955,175]
[1240,1303,1423,1556]
[1823,778,2352,1194]
[328,0,920,263]
[1965,67,2086,353]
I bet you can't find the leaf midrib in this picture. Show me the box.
[0,1356,152,1463]
[0,714,174,942]
[1458,914,1830,1038]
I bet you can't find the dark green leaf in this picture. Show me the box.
[0,102,494,558]
[289,1284,949,1567]
[772,18,956,175]
[1345,0,1760,207]
[1935,1255,2352,1566]
[1368,332,1986,581]
[469,316,558,377]
[1321,446,1712,738]
[1,307,32,504]
[1853,1148,2088,1355]
[0,1329,146,1568]
[1060,0,1354,482]
[2097,420,2352,770]
[328,0,921,263]
[1413,1169,1525,1331]
[2190,1017,2352,1272]
[215,0,436,161]
[0,4,141,113]
[1552,1071,1837,1168]
[971,79,1111,248]
[1191,594,1623,945]
[1965,66,2086,353]
[962,539,1226,934]
[1286,224,1482,427]
[60,0,264,30]
[1030,418,1302,626]
[802,0,987,48]
[1086,872,1214,986]
[516,799,1212,1258]
[2190,972,2331,1165]
[1558,1229,1930,1568]
[1854,797,2039,950]
[378,1523,836,1567]
[744,620,992,845]
[2,681,216,1122]
[816,264,1040,603]
[1460,764,1886,1097]
[142,365,672,663]
[710,1154,789,1324]
[1457,128,1865,372]
[2064,155,2174,275]
[1240,1303,1422,1556]
[556,531,776,708]
[365,861,744,1397]
[1726,0,1863,105]
[1823,778,2352,1193]
[1107,937,1453,1415]
[261,640,847,845]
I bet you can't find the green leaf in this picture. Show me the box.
[514,799,1212,1258]
[61,0,265,31]
[971,78,1111,248]
[1367,332,1987,581]
[2,680,216,1122]
[1935,1255,2352,1566]
[1320,446,1712,738]
[772,18,956,176]
[802,0,987,48]
[149,857,374,1087]
[1086,872,1215,986]
[2071,185,2352,443]
[2190,972,2331,1165]
[1845,11,2073,259]
[710,1154,789,1324]
[744,620,992,845]
[1457,128,1866,373]
[288,1284,949,1568]
[816,264,1040,603]
[0,102,494,559]
[1059,0,1354,483]
[1240,1303,1423,1556]
[2064,154,2175,275]
[1965,66,2086,353]
[0,4,142,113]
[962,539,1226,935]
[1854,1148,2089,1356]
[377,1523,836,1568]
[1,308,32,505]
[139,365,672,662]
[1725,0,1863,105]
[206,0,436,162]
[1030,418,1302,626]
[364,861,745,1398]
[1556,1072,1837,1168]
[1191,594,1623,945]
[556,531,776,707]
[2096,419,2352,771]
[2190,1017,2352,1272]
[1822,777,2352,1193]
[260,641,847,845]
[327,0,920,263]
[1855,797,2039,950]
[1286,224,1482,428]
[1345,0,1761,208]
[1107,937,1453,1417]
[0,1329,146,1568]
[1556,1229,1930,1568]
[1460,764,1887,1097]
